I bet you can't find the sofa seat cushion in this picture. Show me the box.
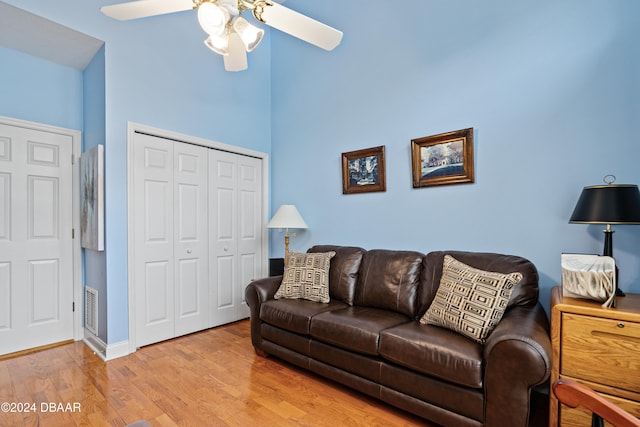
[260,299,348,335]
[310,306,410,356]
[379,321,484,389]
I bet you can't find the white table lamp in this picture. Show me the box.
[267,204,308,259]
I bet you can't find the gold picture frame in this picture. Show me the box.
[411,128,474,188]
[341,146,386,194]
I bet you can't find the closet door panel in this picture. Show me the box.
[133,134,175,347]
[173,144,208,336]
[209,150,239,326]
[237,157,262,316]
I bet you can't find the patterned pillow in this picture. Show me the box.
[274,251,336,303]
[420,255,523,344]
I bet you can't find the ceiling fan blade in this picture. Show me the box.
[101,0,194,21]
[224,32,248,71]
[253,1,342,51]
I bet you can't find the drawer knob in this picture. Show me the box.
[617,323,625,328]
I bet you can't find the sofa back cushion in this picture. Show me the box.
[308,245,366,305]
[417,250,539,318]
[354,249,424,317]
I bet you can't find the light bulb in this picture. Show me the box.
[198,2,230,36]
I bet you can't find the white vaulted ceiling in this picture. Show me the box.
[0,1,103,70]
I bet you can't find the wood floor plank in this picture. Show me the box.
[0,320,432,427]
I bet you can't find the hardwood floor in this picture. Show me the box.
[0,320,431,426]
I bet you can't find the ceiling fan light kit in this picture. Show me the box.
[101,0,343,71]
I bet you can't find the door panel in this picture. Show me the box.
[209,151,262,324]
[144,261,171,325]
[133,133,209,345]
[133,134,175,346]
[29,259,59,323]
[173,143,208,337]
[209,150,238,325]
[29,176,59,238]
[237,156,262,314]
[0,123,73,355]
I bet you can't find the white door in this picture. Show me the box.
[0,123,74,355]
[236,154,263,319]
[132,133,209,347]
[131,128,264,347]
[209,150,262,325]
[173,142,209,337]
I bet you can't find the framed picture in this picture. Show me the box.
[411,128,474,188]
[80,144,104,251]
[341,146,386,194]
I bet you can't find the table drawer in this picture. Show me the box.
[561,313,640,393]
[559,389,640,427]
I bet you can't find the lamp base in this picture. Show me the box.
[602,228,625,298]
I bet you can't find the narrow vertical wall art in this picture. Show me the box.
[80,144,104,251]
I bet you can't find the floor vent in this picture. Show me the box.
[85,286,98,336]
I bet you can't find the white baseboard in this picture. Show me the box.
[104,340,130,361]
[83,328,131,361]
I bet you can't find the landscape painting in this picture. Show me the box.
[411,128,474,188]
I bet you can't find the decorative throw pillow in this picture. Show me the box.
[420,255,523,344]
[274,251,336,303]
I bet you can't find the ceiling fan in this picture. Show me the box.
[101,0,343,71]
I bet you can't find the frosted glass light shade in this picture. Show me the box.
[204,34,229,55]
[232,16,264,52]
[267,205,308,229]
[198,2,229,36]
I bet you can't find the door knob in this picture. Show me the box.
[186,249,192,254]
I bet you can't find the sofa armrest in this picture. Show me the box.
[482,302,552,427]
[244,276,282,351]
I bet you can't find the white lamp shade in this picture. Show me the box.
[267,205,308,229]
[232,16,264,52]
[198,2,230,36]
[204,34,229,55]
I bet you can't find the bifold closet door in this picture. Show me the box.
[132,133,209,347]
[209,150,262,326]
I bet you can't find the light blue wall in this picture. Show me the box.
[270,0,640,312]
[0,46,83,130]
[82,45,108,343]
[2,0,272,344]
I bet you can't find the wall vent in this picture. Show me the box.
[85,286,98,336]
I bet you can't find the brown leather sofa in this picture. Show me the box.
[245,245,552,427]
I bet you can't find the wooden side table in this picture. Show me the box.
[549,286,640,426]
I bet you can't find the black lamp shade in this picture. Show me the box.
[570,184,640,224]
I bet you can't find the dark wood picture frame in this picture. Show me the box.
[411,128,474,188]
[341,146,386,194]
